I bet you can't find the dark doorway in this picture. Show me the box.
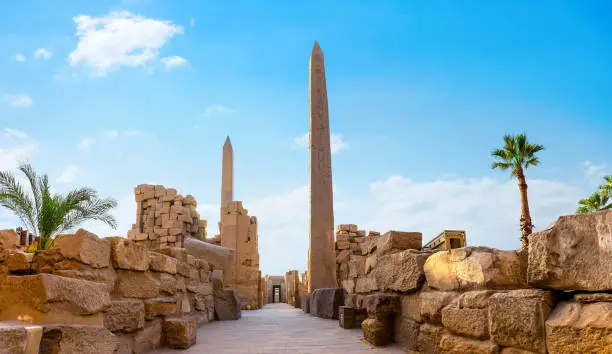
[272,285,281,303]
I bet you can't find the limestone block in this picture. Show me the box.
[133,319,162,354]
[155,247,187,261]
[177,260,199,279]
[360,237,378,256]
[0,324,28,353]
[103,299,145,333]
[500,348,539,354]
[193,294,214,312]
[186,280,213,295]
[144,298,177,320]
[489,289,554,353]
[301,295,310,313]
[335,249,350,263]
[420,291,456,325]
[0,274,111,317]
[336,240,350,250]
[373,249,429,292]
[441,303,489,339]
[163,318,196,349]
[363,293,400,320]
[365,253,377,274]
[48,259,118,293]
[355,275,378,294]
[348,255,365,278]
[394,314,420,350]
[349,242,361,253]
[439,334,498,354]
[336,234,349,242]
[362,318,393,346]
[418,323,445,354]
[114,333,134,354]
[5,250,33,274]
[149,252,177,274]
[342,279,355,293]
[115,270,160,299]
[109,237,150,271]
[53,229,111,268]
[182,238,234,276]
[337,224,357,232]
[397,293,423,326]
[310,288,345,320]
[214,289,242,320]
[528,210,612,291]
[158,272,185,295]
[39,325,118,354]
[0,229,19,250]
[424,247,527,291]
[377,231,422,255]
[545,301,612,353]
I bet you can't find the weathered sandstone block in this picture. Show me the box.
[355,275,378,294]
[103,299,145,333]
[49,260,117,292]
[348,255,365,278]
[394,315,420,350]
[339,306,366,329]
[362,318,393,346]
[420,291,456,325]
[114,333,134,354]
[149,252,177,274]
[133,319,162,354]
[155,247,188,261]
[301,294,310,313]
[144,298,177,320]
[0,229,18,250]
[545,300,612,353]
[5,250,33,274]
[341,279,355,293]
[0,324,27,353]
[441,303,489,339]
[439,334,498,354]
[0,274,110,316]
[528,210,612,291]
[363,293,400,319]
[39,325,118,354]
[163,318,196,349]
[418,323,445,354]
[53,229,110,268]
[157,272,185,295]
[489,289,554,353]
[183,238,234,276]
[373,249,429,292]
[310,288,345,320]
[214,289,241,320]
[377,231,422,255]
[115,270,160,299]
[186,280,213,295]
[193,294,214,312]
[424,247,527,291]
[109,237,150,271]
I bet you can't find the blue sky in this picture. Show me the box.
[0,0,610,275]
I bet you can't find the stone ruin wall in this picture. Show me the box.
[219,201,261,310]
[333,211,612,353]
[0,229,216,353]
[128,184,208,250]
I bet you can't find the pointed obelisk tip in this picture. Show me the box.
[312,40,322,55]
[224,136,232,148]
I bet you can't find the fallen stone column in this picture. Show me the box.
[183,237,234,288]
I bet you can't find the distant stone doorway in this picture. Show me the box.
[272,285,281,303]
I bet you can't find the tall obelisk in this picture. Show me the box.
[308,41,337,292]
[221,136,233,217]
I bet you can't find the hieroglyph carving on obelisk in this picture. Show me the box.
[221,136,234,217]
[308,41,337,292]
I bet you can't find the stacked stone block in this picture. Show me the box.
[337,211,612,353]
[284,270,300,308]
[128,184,207,250]
[0,228,216,353]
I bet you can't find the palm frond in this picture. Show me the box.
[0,170,37,232]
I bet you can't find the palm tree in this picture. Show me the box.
[0,162,118,250]
[576,191,611,214]
[599,175,612,196]
[491,134,544,249]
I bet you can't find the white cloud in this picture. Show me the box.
[189,18,195,27]
[205,104,232,116]
[583,160,609,183]
[78,137,94,151]
[56,165,81,183]
[3,94,33,107]
[68,11,184,76]
[123,130,146,137]
[292,132,349,154]
[104,130,119,139]
[34,48,52,60]
[15,54,25,62]
[160,56,188,71]
[0,128,37,171]
[3,128,28,140]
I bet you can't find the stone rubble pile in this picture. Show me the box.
[128,184,207,249]
[334,212,612,353]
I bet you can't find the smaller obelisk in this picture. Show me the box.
[221,136,233,217]
[308,41,337,292]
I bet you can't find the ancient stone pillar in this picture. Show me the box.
[221,136,233,217]
[308,41,337,292]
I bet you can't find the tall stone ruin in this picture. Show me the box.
[308,41,337,292]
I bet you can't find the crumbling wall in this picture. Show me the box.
[0,228,217,353]
[128,184,207,249]
[336,212,612,353]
